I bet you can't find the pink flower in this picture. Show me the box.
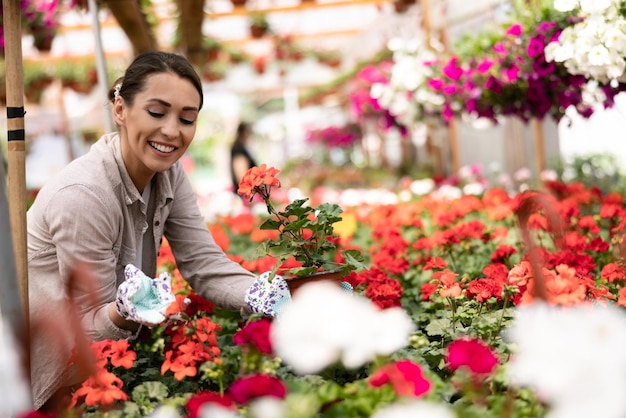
[446,338,498,375]
[477,59,495,74]
[186,392,235,418]
[506,23,523,36]
[228,374,287,404]
[369,360,431,397]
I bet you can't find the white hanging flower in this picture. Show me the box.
[553,0,579,12]
[371,37,445,130]
[579,0,615,15]
[506,302,626,418]
[271,281,415,375]
[546,2,626,83]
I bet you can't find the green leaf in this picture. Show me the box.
[425,318,452,337]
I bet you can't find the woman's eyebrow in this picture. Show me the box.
[147,98,199,111]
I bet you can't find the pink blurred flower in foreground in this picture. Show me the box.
[446,337,498,375]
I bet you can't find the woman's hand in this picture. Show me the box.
[245,271,291,317]
[114,264,176,327]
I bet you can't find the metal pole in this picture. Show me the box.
[89,0,114,132]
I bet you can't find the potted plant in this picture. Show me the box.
[248,12,270,38]
[202,35,223,61]
[237,164,367,293]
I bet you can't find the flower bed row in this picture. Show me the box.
[23,177,626,418]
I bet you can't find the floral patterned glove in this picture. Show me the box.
[115,264,176,327]
[245,271,291,318]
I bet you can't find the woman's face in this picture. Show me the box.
[113,72,201,191]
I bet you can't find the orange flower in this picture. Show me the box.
[237,164,281,199]
[107,340,137,369]
[70,369,128,407]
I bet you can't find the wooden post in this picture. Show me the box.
[531,118,546,175]
[420,0,460,174]
[178,0,206,66]
[3,0,31,382]
[446,118,461,174]
[103,0,156,55]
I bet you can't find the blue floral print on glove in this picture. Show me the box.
[245,271,291,318]
[115,264,176,327]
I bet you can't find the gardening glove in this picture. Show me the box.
[245,271,291,318]
[115,264,176,327]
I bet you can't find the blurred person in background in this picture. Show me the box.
[230,121,257,196]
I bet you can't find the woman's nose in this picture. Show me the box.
[161,115,179,139]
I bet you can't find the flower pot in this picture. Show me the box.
[285,268,345,295]
[250,25,268,39]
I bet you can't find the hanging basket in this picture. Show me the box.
[33,35,54,52]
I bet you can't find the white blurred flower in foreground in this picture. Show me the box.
[0,322,32,417]
[506,302,626,418]
[199,404,241,418]
[147,405,183,418]
[271,281,415,374]
[249,396,285,418]
[371,400,456,418]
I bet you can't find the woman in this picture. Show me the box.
[230,121,257,195]
[26,51,276,410]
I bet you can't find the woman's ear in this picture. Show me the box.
[112,96,125,126]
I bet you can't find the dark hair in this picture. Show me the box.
[234,122,251,144]
[108,51,203,110]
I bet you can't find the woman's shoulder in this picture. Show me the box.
[34,136,123,204]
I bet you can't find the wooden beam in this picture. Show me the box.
[209,0,392,17]
[177,0,205,66]
[103,0,156,55]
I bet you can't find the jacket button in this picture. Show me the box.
[155,221,160,226]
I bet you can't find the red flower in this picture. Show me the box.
[601,263,626,283]
[369,360,431,397]
[490,244,517,263]
[420,282,438,301]
[185,293,215,317]
[228,374,287,404]
[233,318,273,355]
[186,391,235,418]
[446,338,498,375]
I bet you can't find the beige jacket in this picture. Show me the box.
[27,132,256,409]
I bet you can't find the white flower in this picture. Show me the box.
[199,404,242,418]
[553,0,579,12]
[249,397,285,418]
[513,167,532,182]
[588,44,612,66]
[410,178,435,195]
[462,182,485,195]
[147,406,182,418]
[506,302,626,418]
[0,323,32,417]
[372,400,456,418]
[271,281,415,374]
[545,4,626,83]
[579,0,614,15]
[431,185,462,201]
[539,169,558,182]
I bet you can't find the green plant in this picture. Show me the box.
[237,164,367,277]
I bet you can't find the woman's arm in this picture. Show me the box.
[43,185,140,339]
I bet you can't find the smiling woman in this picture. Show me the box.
[25,51,265,412]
